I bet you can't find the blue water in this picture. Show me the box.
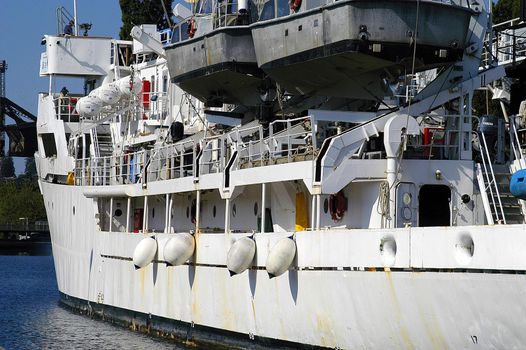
[0,253,182,350]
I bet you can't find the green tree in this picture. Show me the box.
[1,157,15,178]
[493,0,521,24]
[119,0,173,40]
[24,157,37,178]
[0,180,46,224]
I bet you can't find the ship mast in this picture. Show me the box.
[73,0,78,36]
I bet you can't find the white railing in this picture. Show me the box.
[405,114,466,160]
[74,137,199,186]
[236,116,315,167]
[478,130,506,224]
[53,89,169,124]
[73,116,317,186]
[509,116,526,168]
[75,149,147,186]
[147,139,197,181]
[482,18,526,67]
[54,95,81,122]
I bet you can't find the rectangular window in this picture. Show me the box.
[41,133,57,157]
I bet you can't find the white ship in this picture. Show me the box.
[36,1,526,348]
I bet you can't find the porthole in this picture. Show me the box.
[323,198,328,214]
[254,202,258,216]
[213,205,216,218]
[233,204,237,217]
[402,192,412,205]
[115,209,122,217]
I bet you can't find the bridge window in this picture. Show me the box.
[41,133,57,157]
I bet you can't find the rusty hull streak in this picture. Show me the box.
[385,270,414,349]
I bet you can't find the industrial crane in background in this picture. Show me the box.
[0,60,37,158]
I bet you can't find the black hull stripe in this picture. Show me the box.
[100,254,526,274]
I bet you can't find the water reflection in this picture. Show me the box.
[0,255,185,350]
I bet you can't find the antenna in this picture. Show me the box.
[0,60,6,98]
[0,60,7,157]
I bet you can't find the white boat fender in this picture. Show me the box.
[266,236,296,278]
[132,236,157,269]
[226,236,256,276]
[163,232,195,266]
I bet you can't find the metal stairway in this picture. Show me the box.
[486,164,524,224]
[476,126,525,225]
[97,133,114,157]
[91,125,113,158]
[88,126,114,186]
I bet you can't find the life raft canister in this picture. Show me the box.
[329,190,347,221]
[290,0,302,12]
[187,18,197,38]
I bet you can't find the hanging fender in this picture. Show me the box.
[329,190,347,221]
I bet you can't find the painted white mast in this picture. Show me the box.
[73,0,78,36]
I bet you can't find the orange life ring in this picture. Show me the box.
[187,18,197,39]
[328,191,347,221]
[290,0,302,12]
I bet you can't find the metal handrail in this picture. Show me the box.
[479,131,506,224]
[56,6,74,35]
[482,19,526,67]
[509,116,526,168]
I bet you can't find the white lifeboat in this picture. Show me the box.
[226,236,256,276]
[266,237,296,278]
[132,236,157,269]
[75,95,103,116]
[163,233,195,266]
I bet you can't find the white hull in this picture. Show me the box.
[43,181,526,349]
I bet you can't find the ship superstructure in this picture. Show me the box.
[35,1,526,348]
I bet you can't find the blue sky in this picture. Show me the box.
[0,1,122,172]
[0,1,123,113]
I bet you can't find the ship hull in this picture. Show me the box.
[43,180,526,349]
